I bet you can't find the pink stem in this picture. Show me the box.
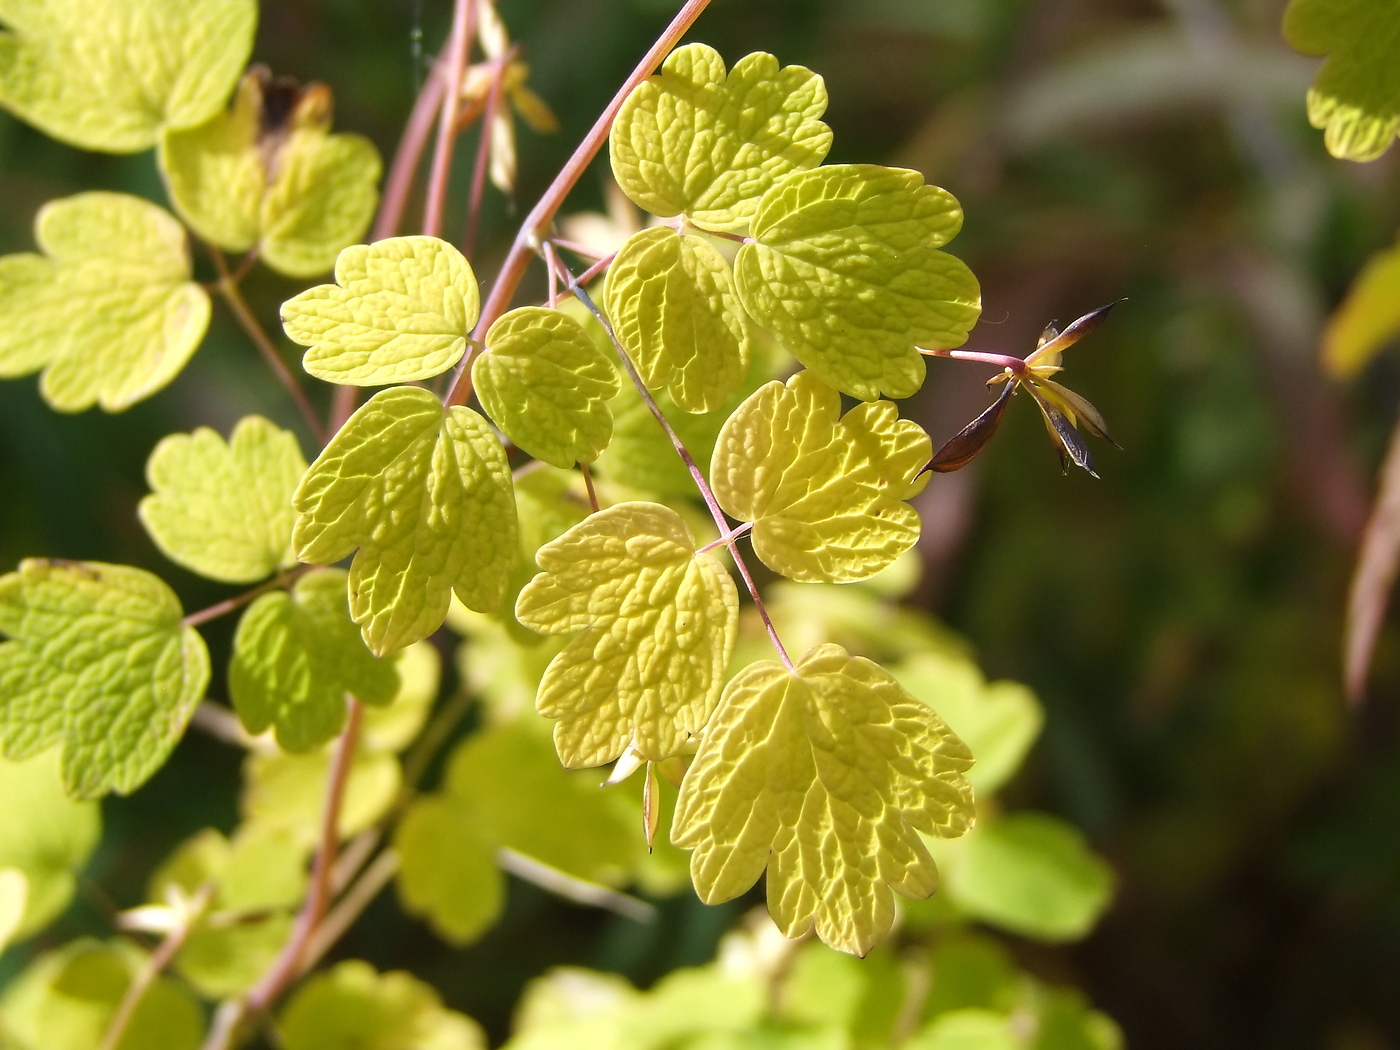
[421,0,475,239]
[464,50,515,256]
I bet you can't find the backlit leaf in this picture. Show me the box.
[673,643,975,956]
[242,747,401,846]
[1283,0,1400,161]
[0,560,210,798]
[360,640,441,753]
[474,306,620,468]
[159,68,381,278]
[139,415,306,585]
[515,502,739,766]
[734,164,980,400]
[905,1009,1019,1050]
[229,568,400,751]
[0,750,100,940]
[712,371,931,583]
[0,0,255,153]
[604,226,750,413]
[609,43,831,231]
[293,386,517,655]
[282,237,479,386]
[279,960,486,1050]
[0,868,23,955]
[394,795,503,945]
[0,192,210,412]
[1321,237,1400,377]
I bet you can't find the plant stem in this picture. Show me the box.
[182,567,310,629]
[297,848,402,976]
[374,63,447,242]
[697,521,753,553]
[566,276,794,673]
[550,237,611,260]
[922,345,1027,375]
[99,886,212,1050]
[210,249,328,445]
[581,461,600,513]
[244,699,364,1015]
[443,0,714,409]
[422,0,475,239]
[463,50,516,256]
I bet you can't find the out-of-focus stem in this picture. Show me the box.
[422,0,475,239]
[464,50,516,256]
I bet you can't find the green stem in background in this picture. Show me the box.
[443,0,715,409]
[463,49,517,256]
[421,0,476,239]
[209,248,328,445]
[181,566,310,629]
[563,270,795,674]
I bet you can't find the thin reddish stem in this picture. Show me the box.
[182,567,309,629]
[550,237,611,261]
[581,461,600,513]
[374,63,447,242]
[922,345,1028,375]
[464,50,516,256]
[566,274,793,673]
[422,0,475,239]
[443,0,714,409]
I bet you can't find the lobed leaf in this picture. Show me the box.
[279,960,486,1050]
[474,306,620,468]
[0,0,255,153]
[242,747,401,846]
[734,164,981,401]
[609,43,831,231]
[0,192,210,412]
[672,643,975,956]
[604,226,750,413]
[0,868,22,956]
[160,68,381,278]
[394,796,503,945]
[229,568,400,751]
[515,502,738,766]
[0,750,100,940]
[1283,0,1400,161]
[282,237,479,386]
[0,560,210,798]
[1321,237,1400,377]
[293,386,517,655]
[139,415,306,585]
[712,371,931,583]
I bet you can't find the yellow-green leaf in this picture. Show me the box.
[0,192,210,412]
[672,643,975,956]
[0,0,255,153]
[293,386,517,655]
[712,371,931,583]
[604,226,750,413]
[360,640,441,753]
[1284,0,1400,161]
[159,69,382,278]
[282,237,479,386]
[0,868,24,956]
[1322,237,1400,376]
[139,415,306,585]
[609,43,831,231]
[242,747,401,846]
[735,164,981,401]
[0,560,210,798]
[0,750,100,941]
[279,960,486,1050]
[515,502,739,766]
[474,306,620,468]
[229,568,400,751]
[394,795,503,945]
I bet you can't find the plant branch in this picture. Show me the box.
[581,461,601,513]
[244,698,364,1015]
[565,274,793,673]
[496,848,656,923]
[443,0,714,408]
[464,50,516,256]
[298,848,402,977]
[374,62,448,242]
[422,0,476,239]
[210,249,328,445]
[182,567,310,629]
[921,345,1027,376]
[100,886,212,1050]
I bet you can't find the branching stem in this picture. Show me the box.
[422,0,476,239]
[443,0,715,409]
[921,345,1027,376]
[209,249,328,444]
[182,567,310,629]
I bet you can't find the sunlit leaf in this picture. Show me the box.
[139,415,306,585]
[609,43,831,231]
[605,226,750,413]
[474,306,620,468]
[0,867,24,955]
[712,371,931,582]
[673,643,975,956]
[0,192,210,412]
[0,0,255,153]
[394,795,503,945]
[282,237,479,386]
[734,164,980,401]
[515,502,738,766]
[159,67,381,278]
[1321,238,1400,377]
[904,1009,1019,1050]
[360,640,441,753]
[1284,0,1400,161]
[229,568,400,750]
[0,560,210,798]
[293,386,517,655]
[0,749,100,940]
[242,747,401,846]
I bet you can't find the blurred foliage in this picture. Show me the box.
[3,0,1400,1047]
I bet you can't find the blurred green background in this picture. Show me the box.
[3,0,1400,1046]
